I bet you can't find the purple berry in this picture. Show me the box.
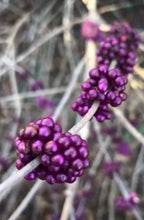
[89,68,99,79]
[67,176,76,183]
[81,81,91,91]
[18,153,31,163]
[81,20,100,41]
[40,154,51,166]
[64,147,77,160]
[15,117,89,184]
[83,159,90,168]
[72,159,83,171]
[58,136,71,149]
[46,174,56,184]
[70,135,82,147]
[51,154,64,166]
[78,147,88,159]
[88,89,97,100]
[98,78,108,93]
[41,117,54,128]
[44,141,58,154]
[23,125,37,139]
[31,140,43,154]
[24,172,36,181]
[16,159,24,170]
[56,174,67,183]
[53,124,62,133]
[30,80,44,91]
[49,165,60,173]
[17,141,30,154]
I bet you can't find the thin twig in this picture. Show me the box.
[93,121,143,220]
[53,56,85,121]
[96,177,110,219]
[108,180,116,220]
[8,180,42,220]
[0,18,85,78]
[99,2,142,14]
[2,48,21,158]
[112,108,144,145]
[69,102,97,135]
[0,102,98,203]
[63,0,76,71]
[131,146,144,190]
[0,86,76,105]
[60,180,79,220]
[5,55,87,219]
[0,158,40,202]
[59,1,98,219]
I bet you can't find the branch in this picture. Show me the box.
[112,108,144,145]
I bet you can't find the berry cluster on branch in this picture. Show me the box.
[72,65,127,122]
[97,22,140,75]
[15,117,89,184]
[14,21,140,192]
[72,22,140,122]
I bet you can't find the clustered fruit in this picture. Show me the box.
[116,192,140,211]
[97,22,140,75]
[15,22,140,187]
[72,22,140,122]
[15,117,89,184]
[72,65,127,122]
[81,20,101,41]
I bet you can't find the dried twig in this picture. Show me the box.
[112,108,144,145]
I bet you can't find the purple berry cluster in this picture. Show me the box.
[97,22,140,75]
[15,117,89,184]
[116,192,140,211]
[116,141,131,157]
[81,20,100,41]
[111,22,140,49]
[30,80,44,91]
[72,65,127,122]
[35,97,54,110]
[16,69,54,111]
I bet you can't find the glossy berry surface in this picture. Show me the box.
[72,65,128,122]
[15,117,89,184]
[97,22,140,75]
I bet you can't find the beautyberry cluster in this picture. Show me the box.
[30,80,44,91]
[111,22,140,49]
[116,192,140,211]
[97,22,140,75]
[81,20,100,41]
[72,65,127,122]
[15,117,89,184]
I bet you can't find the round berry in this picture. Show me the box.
[51,154,64,166]
[72,159,83,171]
[38,126,52,141]
[24,172,36,181]
[44,141,58,154]
[23,125,37,139]
[31,140,43,154]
